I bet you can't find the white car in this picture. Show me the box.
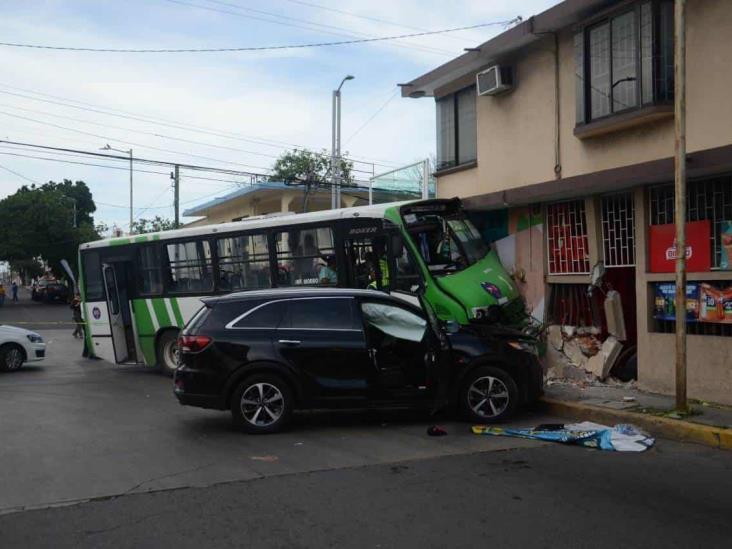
[0,325,46,371]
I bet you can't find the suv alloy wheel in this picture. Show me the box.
[231,373,293,434]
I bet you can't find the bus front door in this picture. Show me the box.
[102,263,137,364]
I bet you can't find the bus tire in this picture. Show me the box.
[156,329,180,377]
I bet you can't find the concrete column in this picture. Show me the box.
[342,195,358,208]
[281,192,296,213]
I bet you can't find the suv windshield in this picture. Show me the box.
[404,213,487,275]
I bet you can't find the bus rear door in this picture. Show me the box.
[102,263,137,363]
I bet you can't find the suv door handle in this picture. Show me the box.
[278,339,301,346]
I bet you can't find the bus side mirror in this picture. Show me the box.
[391,234,404,257]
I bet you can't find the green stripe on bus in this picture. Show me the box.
[134,235,148,243]
[152,234,161,241]
[109,238,130,246]
[138,336,157,366]
[170,298,185,328]
[151,298,172,328]
[132,299,155,336]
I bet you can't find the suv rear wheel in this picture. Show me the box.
[231,373,293,434]
[459,365,518,424]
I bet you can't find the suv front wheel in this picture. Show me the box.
[459,365,519,424]
[231,373,293,434]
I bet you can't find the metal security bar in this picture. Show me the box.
[649,176,732,268]
[601,192,636,267]
[547,200,591,274]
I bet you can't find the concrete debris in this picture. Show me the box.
[563,339,589,370]
[562,325,576,338]
[585,336,623,381]
[547,325,564,351]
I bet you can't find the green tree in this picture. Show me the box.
[270,149,354,186]
[130,216,176,234]
[0,180,99,278]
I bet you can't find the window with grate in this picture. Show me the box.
[547,200,591,274]
[601,192,635,267]
[649,176,732,269]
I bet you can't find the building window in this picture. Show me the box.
[649,177,732,270]
[547,200,591,275]
[601,192,636,267]
[436,86,476,170]
[575,1,674,125]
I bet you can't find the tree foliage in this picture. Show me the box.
[270,149,353,186]
[130,216,176,234]
[0,180,99,276]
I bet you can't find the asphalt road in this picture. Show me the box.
[1,299,731,547]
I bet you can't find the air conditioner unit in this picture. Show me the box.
[476,65,513,96]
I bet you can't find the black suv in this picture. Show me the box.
[174,288,542,433]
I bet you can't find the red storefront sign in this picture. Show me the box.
[649,220,711,273]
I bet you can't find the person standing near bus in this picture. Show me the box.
[11,281,18,302]
[70,295,83,338]
[0,284,5,307]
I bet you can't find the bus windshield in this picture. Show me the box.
[403,211,487,275]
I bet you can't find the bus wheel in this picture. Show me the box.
[156,330,180,377]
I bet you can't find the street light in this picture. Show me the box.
[100,144,134,233]
[331,75,354,209]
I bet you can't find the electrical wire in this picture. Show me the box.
[279,0,490,44]
[0,83,402,167]
[0,20,514,53]
[0,161,39,184]
[345,89,400,145]
[0,110,275,172]
[0,102,377,176]
[166,0,456,57]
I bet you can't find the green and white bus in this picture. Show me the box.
[79,198,522,373]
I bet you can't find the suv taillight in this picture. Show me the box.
[177,335,212,353]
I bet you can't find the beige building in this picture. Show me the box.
[183,182,410,227]
[402,0,732,404]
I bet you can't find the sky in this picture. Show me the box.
[0,0,558,231]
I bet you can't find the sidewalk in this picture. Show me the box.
[542,381,732,450]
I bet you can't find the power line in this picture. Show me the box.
[0,20,514,53]
[0,102,378,176]
[345,89,400,145]
[279,0,490,44]
[0,84,401,168]
[166,0,455,57]
[0,109,274,172]
[0,161,39,184]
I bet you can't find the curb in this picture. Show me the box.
[541,397,732,451]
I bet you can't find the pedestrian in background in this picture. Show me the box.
[0,284,5,307]
[11,281,18,302]
[71,295,83,339]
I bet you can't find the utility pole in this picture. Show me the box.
[331,75,354,210]
[674,0,687,412]
[422,158,430,200]
[173,165,180,229]
[100,144,133,232]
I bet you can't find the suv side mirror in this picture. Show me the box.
[444,320,460,334]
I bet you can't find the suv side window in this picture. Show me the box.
[230,301,286,329]
[284,298,356,330]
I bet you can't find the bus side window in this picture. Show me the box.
[345,237,389,290]
[165,240,213,293]
[276,227,335,287]
[82,251,104,301]
[394,246,421,294]
[216,233,270,291]
[138,245,163,296]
